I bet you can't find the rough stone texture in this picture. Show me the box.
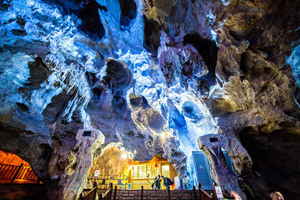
[239,126,300,200]
[90,147,131,177]
[198,134,245,199]
[0,0,299,200]
[62,129,105,200]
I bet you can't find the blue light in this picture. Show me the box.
[0,0,221,189]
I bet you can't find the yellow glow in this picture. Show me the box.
[121,153,128,159]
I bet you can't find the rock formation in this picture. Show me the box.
[0,0,299,199]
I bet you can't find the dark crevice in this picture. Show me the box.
[239,127,300,200]
[130,95,151,109]
[16,18,26,28]
[229,30,243,41]
[92,88,102,97]
[38,144,52,160]
[183,33,219,92]
[11,29,27,36]
[119,0,137,27]
[85,71,98,86]
[41,0,106,41]
[16,103,29,113]
[0,1,10,11]
[240,51,248,76]
[77,0,105,41]
[143,16,161,55]
[183,33,218,77]
[19,57,50,93]
[42,92,73,123]
[92,87,102,100]
[112,93,129,116]
[103,60,132,90]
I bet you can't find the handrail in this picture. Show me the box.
[198,183,213,200]
[212,184,235,200]
[0,163,24,167]
[199,187,213,200]
[114,189,212,200]
[82,186,97,200]
[99,187,113,200]
[0,163,38,183]
[10,163,23,184]
[222,192,234,199]
[103,188,112,196]
[79,184,235,200]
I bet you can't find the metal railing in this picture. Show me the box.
[81,186,97,200]
[80,183,235,200]
[99,187,113,200]
[81,184,113,200]
[0,163,39,183]
[89,174,129,189]
[111,184,235,200]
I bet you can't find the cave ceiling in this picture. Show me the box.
[0,0,299,199]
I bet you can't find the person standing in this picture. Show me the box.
[151,176,157,189]
[161,176,173,190]
[155,175,161,190]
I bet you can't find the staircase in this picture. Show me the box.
[114,189,200,200]
[0,163,39,184]
[81,185,234,200]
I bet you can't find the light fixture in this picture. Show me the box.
[121,153,127,159]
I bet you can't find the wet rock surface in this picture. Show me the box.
[0,0,299,199]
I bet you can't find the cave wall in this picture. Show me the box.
[0,0,299,199]
[239,126,300,200]
[90,147,131,177]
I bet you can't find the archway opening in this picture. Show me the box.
[88,147,178,190]
[0,151,40,184]
[0,151,47,200]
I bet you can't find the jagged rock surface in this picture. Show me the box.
[0,0,299,200]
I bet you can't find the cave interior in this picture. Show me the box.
[0,0,299,200]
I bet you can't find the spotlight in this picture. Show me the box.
[121,153,127,159]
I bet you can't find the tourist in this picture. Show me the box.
[151,176,157,189]
[230,190,242,200]
[270,191,284,200]
[161,176,173,190]
[155,175,162,190]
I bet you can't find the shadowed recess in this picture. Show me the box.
[119,0,137,27]
[183,33,218,85]
[42,0,106,41]
[77,0,106,41]
[103,60,132,89]
[143,16,161,55]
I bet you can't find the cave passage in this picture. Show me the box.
[89,147,178,190]
[87,147,235,191]
[0,152,48,199]
[0,151,40,184]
